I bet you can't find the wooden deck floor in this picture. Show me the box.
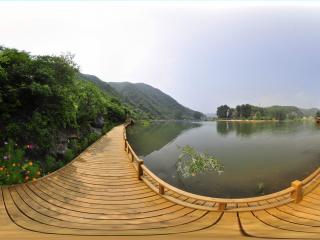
[1,125,320,239]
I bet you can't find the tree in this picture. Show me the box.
[255,111,261,120]
[241,104,252,119]
[235,105,241,118]
[316,111,320,117]
[227,108,235,119]
[193,111,203,120]
[217,105,230,119]
[0,46,129,183]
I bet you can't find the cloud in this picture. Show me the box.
[1,1,320,112]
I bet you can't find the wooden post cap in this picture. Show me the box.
[291,180,302,188]
[291,180,303,203]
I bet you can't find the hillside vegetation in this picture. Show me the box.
[0,47,128,184]
[80,74,204,120]
[217,104,319,120]
[108,82,204,120]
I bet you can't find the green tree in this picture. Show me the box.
[0,46,129,183]
[240,104,252,119]
[217,105,230,119]
[193,111,203,120]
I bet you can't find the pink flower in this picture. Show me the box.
[26,144,33,149]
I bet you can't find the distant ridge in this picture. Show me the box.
[80,74,204,120]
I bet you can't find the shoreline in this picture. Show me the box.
[216,119,279,123]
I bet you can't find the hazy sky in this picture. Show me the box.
[1,1,320,113]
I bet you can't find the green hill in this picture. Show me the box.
[80,74,204,120]
[79,73,120,99]
[108,82,204,120]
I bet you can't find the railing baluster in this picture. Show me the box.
[291,180,303,203]
[137,161,143,180]
[159,184,164,195]
[218,202,227,211]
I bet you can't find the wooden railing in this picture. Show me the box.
[123,121,320,212]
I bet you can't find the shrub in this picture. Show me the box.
[64,149,74,162]
[176,145,224,178]
[0,140,41,185]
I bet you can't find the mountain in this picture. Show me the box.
[108,82,203,120]
[80,74,204,120]
[79,73,119,98]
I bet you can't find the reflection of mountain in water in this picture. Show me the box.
[216,121,320,137]
[127,121,201,156]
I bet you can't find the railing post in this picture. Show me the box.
[218,202,227,211]
[159,184,164,195]
[137,161,143,180]
[124,140,127,151]
[291,180,303,203]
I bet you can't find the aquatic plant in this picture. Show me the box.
[176,145,224,178]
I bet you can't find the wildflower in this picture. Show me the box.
[12,163,16,167]
[4,141,8,145]
[37,171,41,176]
[0,167,3,171]
[3,155,8,160]
[26,144,34,149]
[25,176,29,180]
[26,171,30,174]
[28,161,33,166]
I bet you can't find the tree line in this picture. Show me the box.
[216,104,313,120]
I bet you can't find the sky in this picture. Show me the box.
[1,1,320,113]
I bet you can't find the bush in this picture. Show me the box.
[64,149,74,162]
[0,140,41,185]
[0,47,129,184]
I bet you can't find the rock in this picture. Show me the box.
[91,116,105,128]
[56,143,68,155]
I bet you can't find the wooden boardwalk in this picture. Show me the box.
[1,125,320,239]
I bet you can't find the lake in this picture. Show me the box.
[127,121,320,198]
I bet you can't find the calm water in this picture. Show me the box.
[127,121,320,198]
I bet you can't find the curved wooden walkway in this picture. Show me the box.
[1,125,320,239]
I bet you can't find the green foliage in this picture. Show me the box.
[0,140,41,185]
[316,111,320,117]
[108,82,204,120]
[0,47,129,184]
[87,132,99,145]
[44,155,57,173]
[64,149,74,162]
[176,145,224,178]
[217,105,230,119]
[217,104,306,121]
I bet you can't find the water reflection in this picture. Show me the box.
[127,121,200,156]
[128,121,320,198]
[216,121,320,137]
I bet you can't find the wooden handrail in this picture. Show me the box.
[301,168,320,185]
[141,164,294,204]
[123,122,320,211]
